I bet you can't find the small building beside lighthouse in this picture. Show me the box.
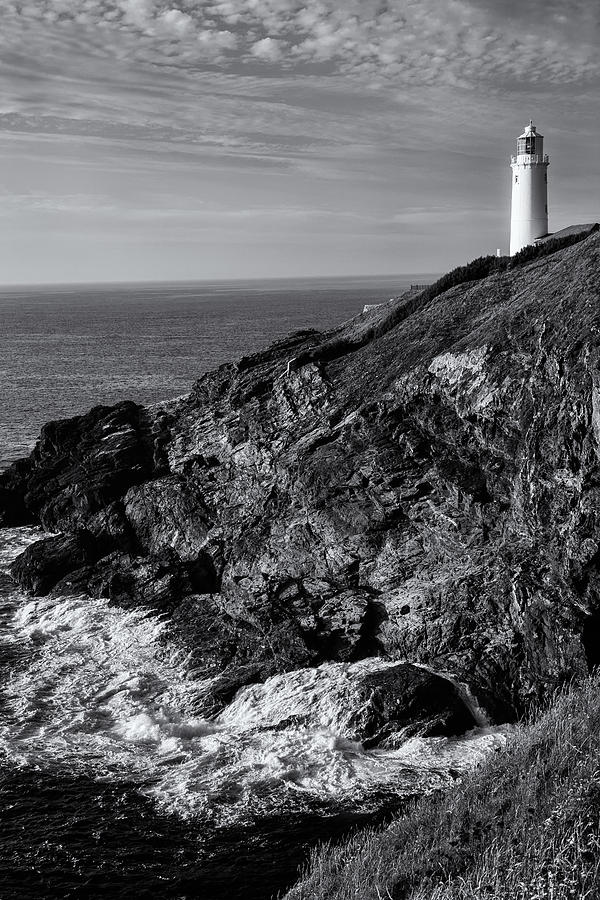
[510,121,549,255]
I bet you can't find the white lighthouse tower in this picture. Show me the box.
[510,121,549,255]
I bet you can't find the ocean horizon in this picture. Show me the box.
[0,274,438,469]
[0,273,438,292]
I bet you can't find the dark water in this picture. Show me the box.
[0,276,432,468]
[0,768,402,900]
[2,276,505,900]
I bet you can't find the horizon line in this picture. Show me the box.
[0,272,442,291]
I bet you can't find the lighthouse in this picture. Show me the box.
[509,121,549,255]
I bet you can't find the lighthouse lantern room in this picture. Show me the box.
[509,121,549,255]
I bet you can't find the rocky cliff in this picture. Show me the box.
[3,232,600,722]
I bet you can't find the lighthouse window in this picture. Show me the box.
[525,136,535,153]
[515,175,518,183]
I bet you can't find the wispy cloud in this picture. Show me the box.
[1,0,598,83]
[0,0,598,282]
[1,2,597,182]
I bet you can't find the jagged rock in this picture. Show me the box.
[314,589,371,659]
[0,401,168,538]
[52,547,217,611]
[3,233,600,720]
[10,531,98,595]
[216,659,478,745]
[123,477,214,560]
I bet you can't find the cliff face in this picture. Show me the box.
[3,233,600,720]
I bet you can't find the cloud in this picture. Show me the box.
[250,37,285,62]
[197,29,238,52]
[157,9,194,38]
[119,0,155,31]
[0,0,597,87]
[0,0,598,213]
[0,190,118,215]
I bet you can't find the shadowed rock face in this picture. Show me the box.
[3,234,600,722]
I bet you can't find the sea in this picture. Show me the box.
[0,277,507,900]
[0,276,430,468]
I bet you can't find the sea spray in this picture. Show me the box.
[0,526,509,828]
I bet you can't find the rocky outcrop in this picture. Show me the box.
[216,659,479,746]
[11,531,98,595]
[0,401,170,538]
[3,233,600,723]
[50,547,217,611]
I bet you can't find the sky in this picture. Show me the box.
[0,0,599,284]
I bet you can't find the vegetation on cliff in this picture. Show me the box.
[420,222,599,310]
[293,223,599,369]
[285,672,600,900]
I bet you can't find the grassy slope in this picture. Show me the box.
[284,674,600,900]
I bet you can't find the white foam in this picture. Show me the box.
[0,526,45,571]
[217,658,401,735]
[0,526,510,826]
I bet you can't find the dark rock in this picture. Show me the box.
[0,401,164,538]
[315,589,371,658]
[123,476,214,560]
[10,531,98,595]
[3,233,600,720]
[354,663,478,747]
[53,548,218,612]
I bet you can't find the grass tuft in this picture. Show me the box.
[284,674,600,900]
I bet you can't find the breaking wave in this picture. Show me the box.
[0,527,509,828]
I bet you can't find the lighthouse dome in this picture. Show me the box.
[518,120,543,140]
[516,120,544,157]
